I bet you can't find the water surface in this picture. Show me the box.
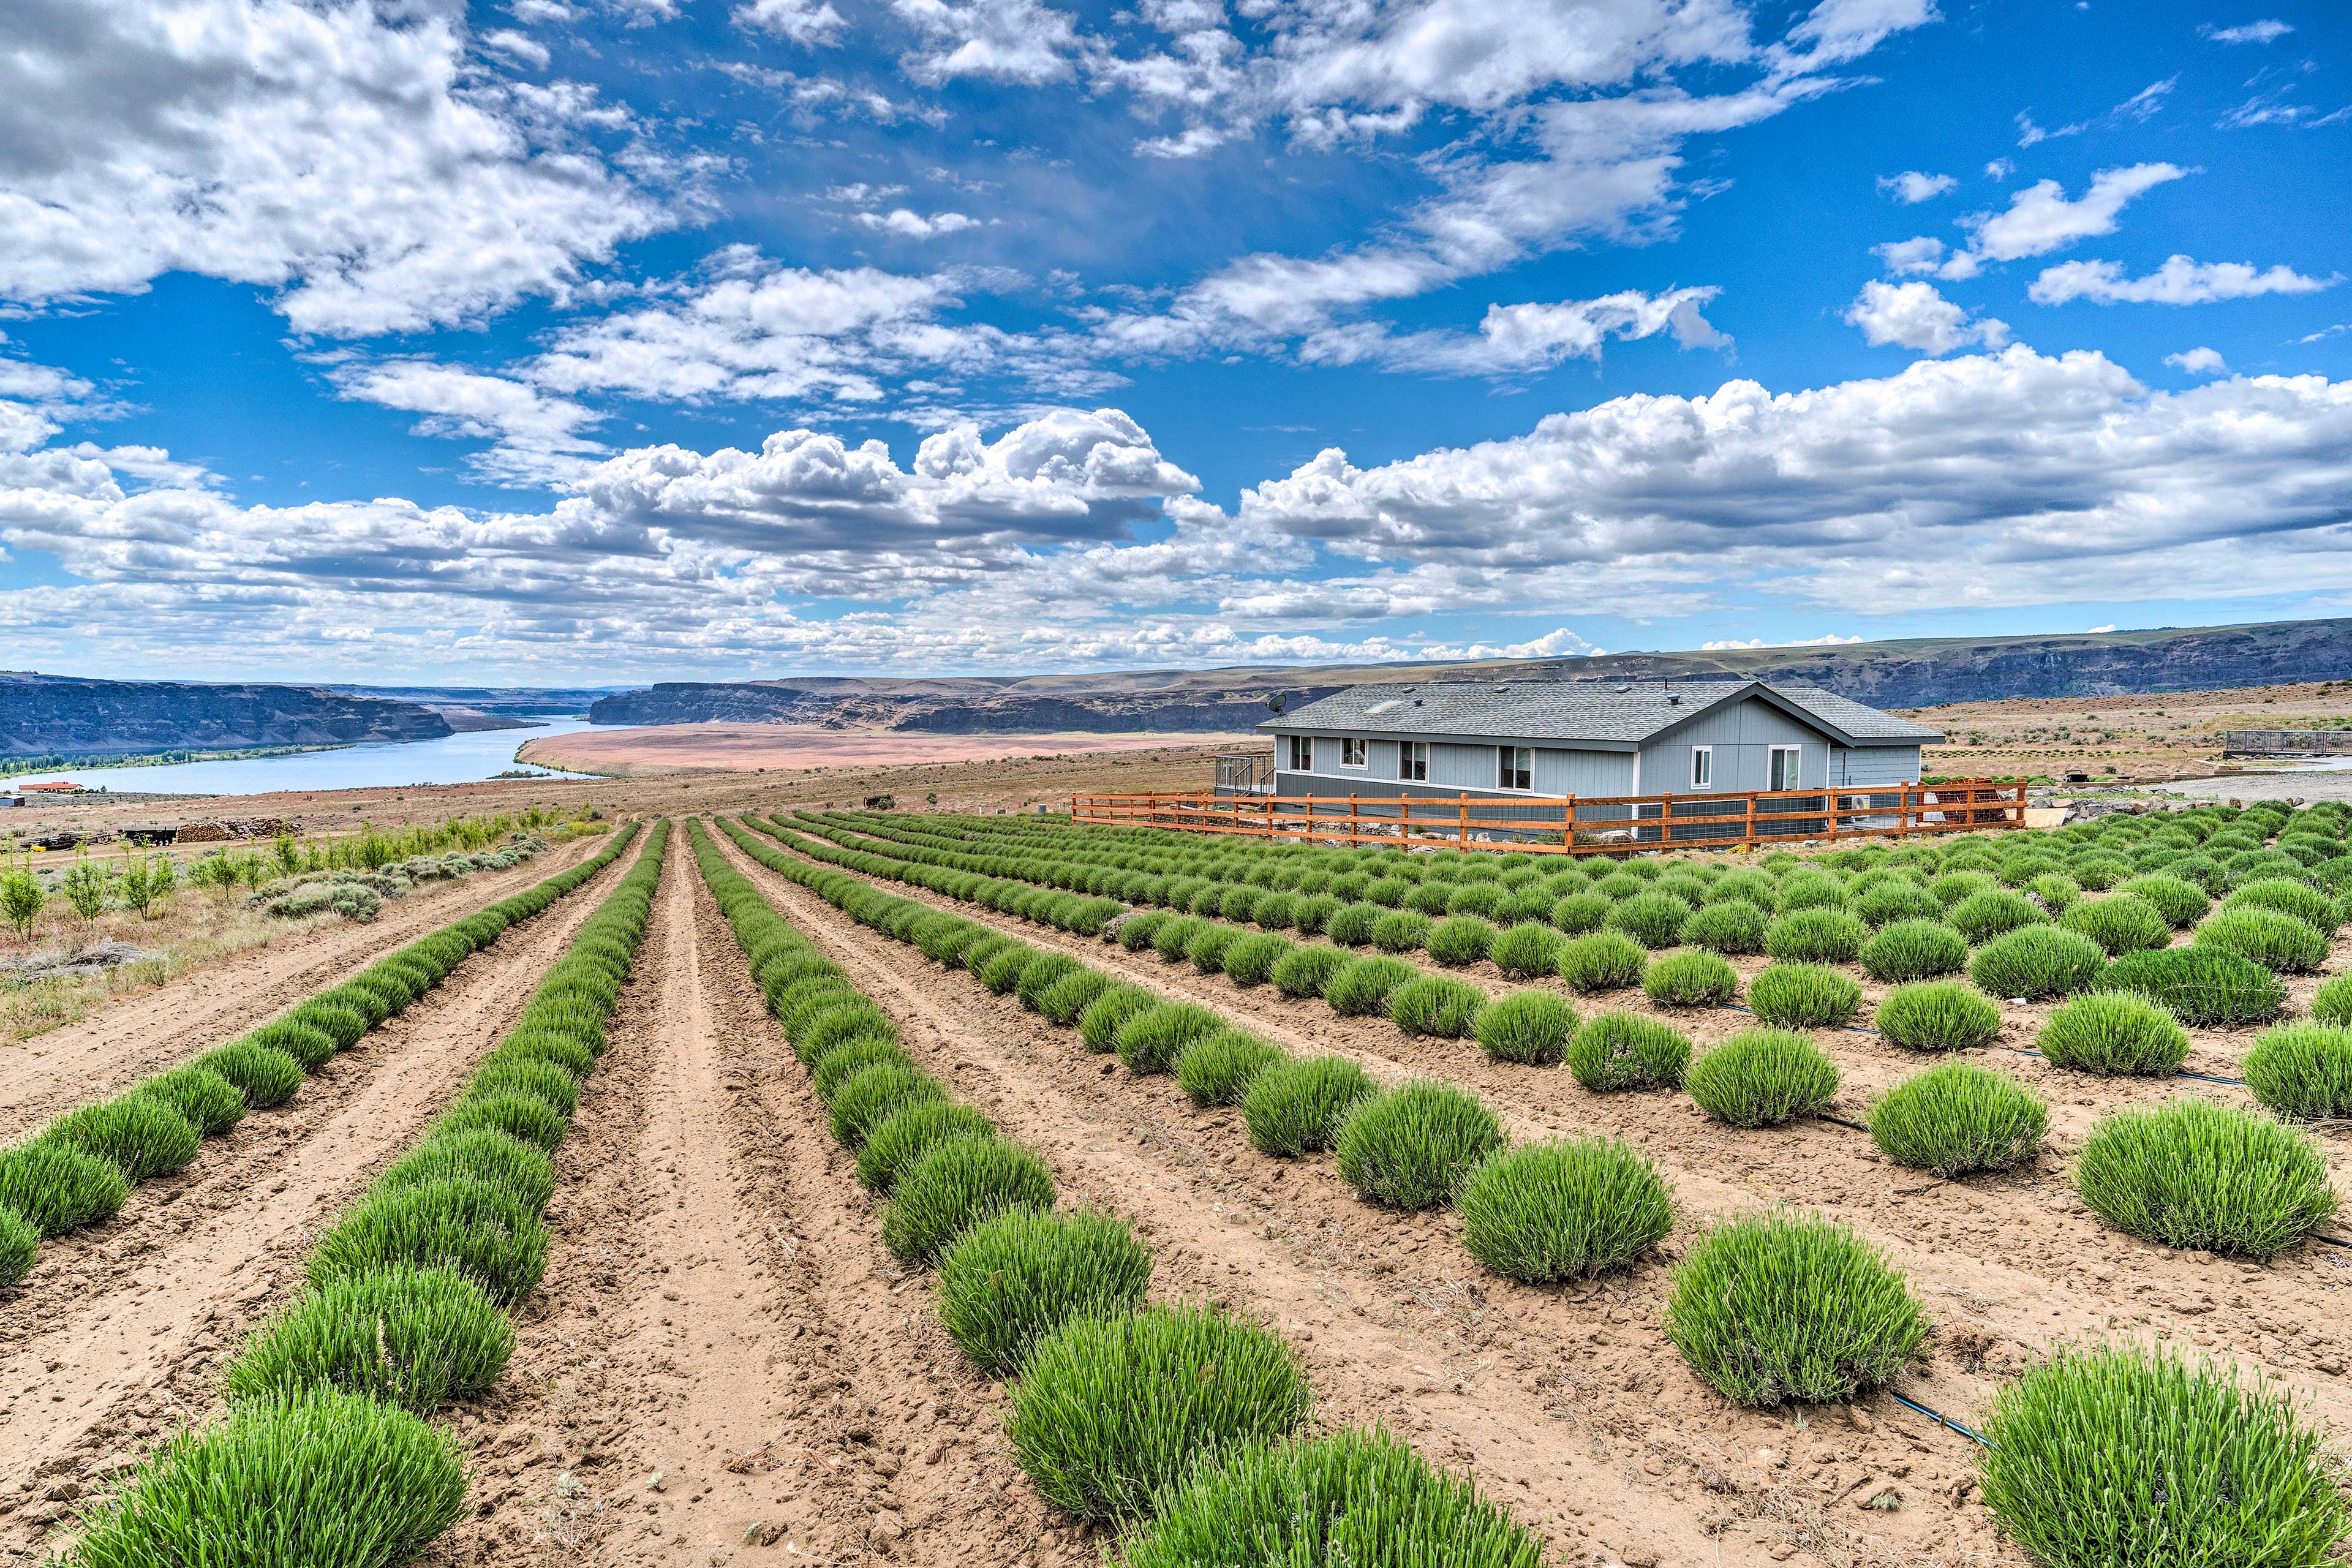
[11,718,600,797]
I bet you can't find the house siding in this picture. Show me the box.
[1836,744,1924,787]
[1637,696,1828,795]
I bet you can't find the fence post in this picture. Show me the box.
[1349,794,1360,847]
[1459,794,1470,848]
[1744,790,1756,851]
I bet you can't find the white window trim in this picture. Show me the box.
[1339,737,1370,770]
[1690,745,1713,790]
[1768,744,1803,792]
[1286,734,1313,772]
[1400,741,1429,783]
[1496,744,1534,793]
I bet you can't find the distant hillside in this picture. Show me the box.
[323,682,628,721]
[0,673,452,757]
[587,617,2352,734]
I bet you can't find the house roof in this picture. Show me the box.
[1259,679,1943,748]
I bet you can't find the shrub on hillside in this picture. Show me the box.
[1978,1346,2348,1568]
[1686,1030,1840,1127]
[2242,1023,2352,1122]
[1867,1060,2046,1176]
[1270,946,1349,999]
[1242,1055,1373,1157]
[939,1208,1152,1378]
[1663,1212,1926,1407]
[1472,990,1578,1066]
[1458,1137,1673,1283]
[1746,963,1862,1029]
[1874,981,2003,1052]
[1557,932,1646,993]
[1488,921,1565,978]
[1334,1082,1504,1211]
[1681,900,1768,956]
[1007,1305,1310,1523]
[1641,951,1738,1009]
[1176,1030,1284,1108]
[2193,907,2330,974]
[881,1136,1055,1266]
[1860,918,1969,983]
[1970,927,2108,1001]
[2075,1099,2337,1260]
[1564,1013,1690,1091]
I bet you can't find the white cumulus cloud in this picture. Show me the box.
[1877,171,1956,203]
[2030,255,2336,306]
[2201,19,2292,43]
[1844,281,2009,355]
[736,0,847,45]
[0,0,675,337]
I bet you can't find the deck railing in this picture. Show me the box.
[1069,778,2028,855]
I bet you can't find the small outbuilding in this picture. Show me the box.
[1261,679,1944,804]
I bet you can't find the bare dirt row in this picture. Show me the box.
[726,827,2352,1568]
[429,826,1094,1567]
[0,833,606,1140]
[0,841,637,1557]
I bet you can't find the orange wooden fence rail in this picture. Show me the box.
[1067,778,2029,856]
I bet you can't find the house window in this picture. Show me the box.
[1691,745,1713,790]
[1400,742,1428,782]
[1286,734,1313,772]
[1769,745,1802,792]
[1497,745,1532,791]
[1340,737,1369,769]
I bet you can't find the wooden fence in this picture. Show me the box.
[1068,778,2029,856]
[2223,729,2352,758]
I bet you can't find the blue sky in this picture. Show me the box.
[1,0,2347,684]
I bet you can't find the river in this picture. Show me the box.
[10,718,603,797]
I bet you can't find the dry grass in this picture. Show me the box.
[1906,680,2352,785]
[1,902,332,1045]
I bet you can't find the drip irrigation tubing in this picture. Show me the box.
[1887,1392,1994,1449]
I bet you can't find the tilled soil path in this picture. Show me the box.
[432,836,1091,1568]
[0,842,637,1556]
[729,828,2352,1568]
[0,835,605,1141]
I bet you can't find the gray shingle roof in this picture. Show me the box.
[1261,679,1942,747]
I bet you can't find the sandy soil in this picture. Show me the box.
[431,834,1095,1568]
[1912,680,2352,786]
[516,724,1256,780]
[722,821,2352,1568]
[0,841,639,1556]
[0,834,603,1139]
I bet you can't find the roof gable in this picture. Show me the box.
[1264,679,1941,747]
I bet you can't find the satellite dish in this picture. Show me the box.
[1266,692,1289,715]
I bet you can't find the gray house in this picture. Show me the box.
[1259,680,1943,812]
